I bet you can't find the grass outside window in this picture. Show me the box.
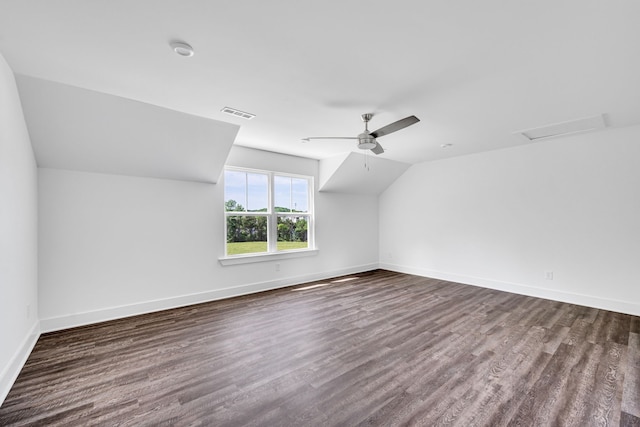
[226,241,308,255]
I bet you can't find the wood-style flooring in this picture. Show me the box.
[1,269,639,426]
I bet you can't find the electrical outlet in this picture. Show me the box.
[545,271,554,280]
[26,304,31,319]
[275,263,280,272]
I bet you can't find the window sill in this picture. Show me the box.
[219,248,319,266]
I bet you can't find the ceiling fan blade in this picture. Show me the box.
[302,136,359,142]
[370,142,384,155]
[370,115,420,138]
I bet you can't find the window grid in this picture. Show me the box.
[224,167,313,257]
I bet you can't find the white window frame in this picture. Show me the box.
[220,166,316,264]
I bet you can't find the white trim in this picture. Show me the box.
[379,262,640,317]
[40,263,378,333]
[219,248,318,265]
[0,321,40,406]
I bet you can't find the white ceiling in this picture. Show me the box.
[1,1,639,165]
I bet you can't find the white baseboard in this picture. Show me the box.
[40,263,379,333]
[0,320,40,406]
[380,262,640,317]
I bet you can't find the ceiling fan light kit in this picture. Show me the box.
[303,113,419,155]
[357,134,377,150]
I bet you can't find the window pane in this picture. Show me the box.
[274,176,309,213]
[225,171,268,212]
[274,175,291,212]
[246,173,268,212]
[224,170,247,212]
[226,216,268,255]
[291,178,309,213]
[276,216,308,251]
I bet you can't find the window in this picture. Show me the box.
[224,167,313,257]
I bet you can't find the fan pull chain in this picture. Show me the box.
[364,151,370,172]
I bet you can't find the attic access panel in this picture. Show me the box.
[515,114,606,142]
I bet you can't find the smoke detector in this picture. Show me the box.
[170,41,194,57]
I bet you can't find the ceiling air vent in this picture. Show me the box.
[221,107,255,120]
[515,114,606,142]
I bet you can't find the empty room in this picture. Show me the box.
[1,1,639,425]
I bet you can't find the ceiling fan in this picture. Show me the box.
[302,113,420,155]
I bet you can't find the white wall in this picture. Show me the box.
[38,146,378,331]
[0,54,39,403]
[379,125,640,315]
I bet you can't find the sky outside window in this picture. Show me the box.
[226,171,308,212]
[224,170,268,211]
[274,176,308,212]
[291,178,308,212]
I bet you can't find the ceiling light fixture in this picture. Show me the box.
[170,41,194,57]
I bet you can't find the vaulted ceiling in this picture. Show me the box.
[1,1,639,175]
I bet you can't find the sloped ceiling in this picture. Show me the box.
[17,75,239,183]
[319,153,410,195]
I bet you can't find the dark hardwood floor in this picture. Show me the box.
[1,269,639,426]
